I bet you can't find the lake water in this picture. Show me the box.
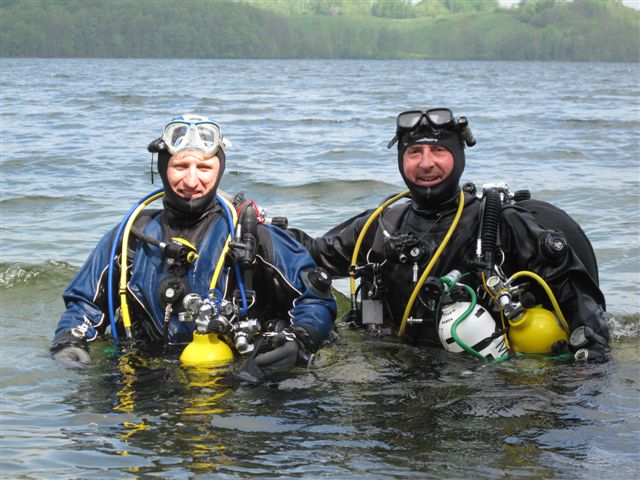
[1,58,639,479]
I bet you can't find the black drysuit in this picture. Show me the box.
[291,190,609,349]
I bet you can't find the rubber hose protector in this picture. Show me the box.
[482,188,502,267]
[240,205,259,268]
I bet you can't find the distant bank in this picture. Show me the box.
[1,0,638,61]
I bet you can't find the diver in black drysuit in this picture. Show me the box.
[289,109,610,360]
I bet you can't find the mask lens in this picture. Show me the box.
[163,122,189,152]
[196,123,220,150]
[397,111,424,130]
[426,109,453,126]
[162,121,221,155]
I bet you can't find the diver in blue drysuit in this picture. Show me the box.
[51,115,336,375]
[289,108,610,362]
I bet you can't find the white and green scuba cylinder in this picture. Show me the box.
[434,270,508,361]
[438,301,508,360]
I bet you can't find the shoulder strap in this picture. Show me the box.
[256,224,274,264]
[382,201,412,230]
[514,199,599,285]
[371,201,412,253]
[132,209,161,232]
[127,209,162,260]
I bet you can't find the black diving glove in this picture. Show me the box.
[254,334,300,374]
[242,324,319,380]
[51,331,92,368]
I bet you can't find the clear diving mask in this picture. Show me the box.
[160,114,229,156]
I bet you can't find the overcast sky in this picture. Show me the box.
[498,0,639,8]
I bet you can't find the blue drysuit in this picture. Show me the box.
[53,205,336,353]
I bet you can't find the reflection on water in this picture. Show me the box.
[82,347,237,474]
[42,325,634,479]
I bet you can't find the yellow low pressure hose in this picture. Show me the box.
[119,193,238,339]
[398,190,465,337]
[208,195,238,295]
[508,270,570,333]
[349,190,411,309]
[119,191,165,338]
[181,195,238,368]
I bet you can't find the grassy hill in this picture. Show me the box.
[1,0,637,61]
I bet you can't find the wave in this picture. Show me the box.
[0,193,99,208]
[0,261,78,290]
[220,116,366,127]
[50,72,71,79]
[247,178,398,197]
[560,117,639,129]
[3,260,637,339]
[96,91,146,105]
[609,313,639,341]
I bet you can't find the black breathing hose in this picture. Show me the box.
[481,188,502,268]
[239,205,259,290]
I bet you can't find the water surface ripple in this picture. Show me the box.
[1,59,638,479]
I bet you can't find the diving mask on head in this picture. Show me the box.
[147,114,229,223]
[154,114,229,156]
[389,107,475,209]
[387,108,476,149]
[396,108,456,131]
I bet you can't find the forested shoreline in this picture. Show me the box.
[1,0,637,61]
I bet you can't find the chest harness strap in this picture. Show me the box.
[347,189,465,338]
[107,191,240,342]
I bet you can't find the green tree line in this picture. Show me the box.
[234,0,499,17]
[0,0,637,61]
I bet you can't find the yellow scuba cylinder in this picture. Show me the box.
[180,332,235,367]
[179,194,239,367]
[507,307,569,354]
[116,189,240,367]
[486,271,570,355]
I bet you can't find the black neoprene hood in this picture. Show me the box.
[397,124,466,209]
[156,147,226,225]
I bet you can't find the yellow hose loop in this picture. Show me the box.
[349,190,411,296]
[172,237,197,251]
[208,195,238,295]
[398,189,466,337]
[120,192,165,334]
[509,270,570,334]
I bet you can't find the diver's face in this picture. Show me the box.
[167,149,220,199]
[402,144,454,187]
